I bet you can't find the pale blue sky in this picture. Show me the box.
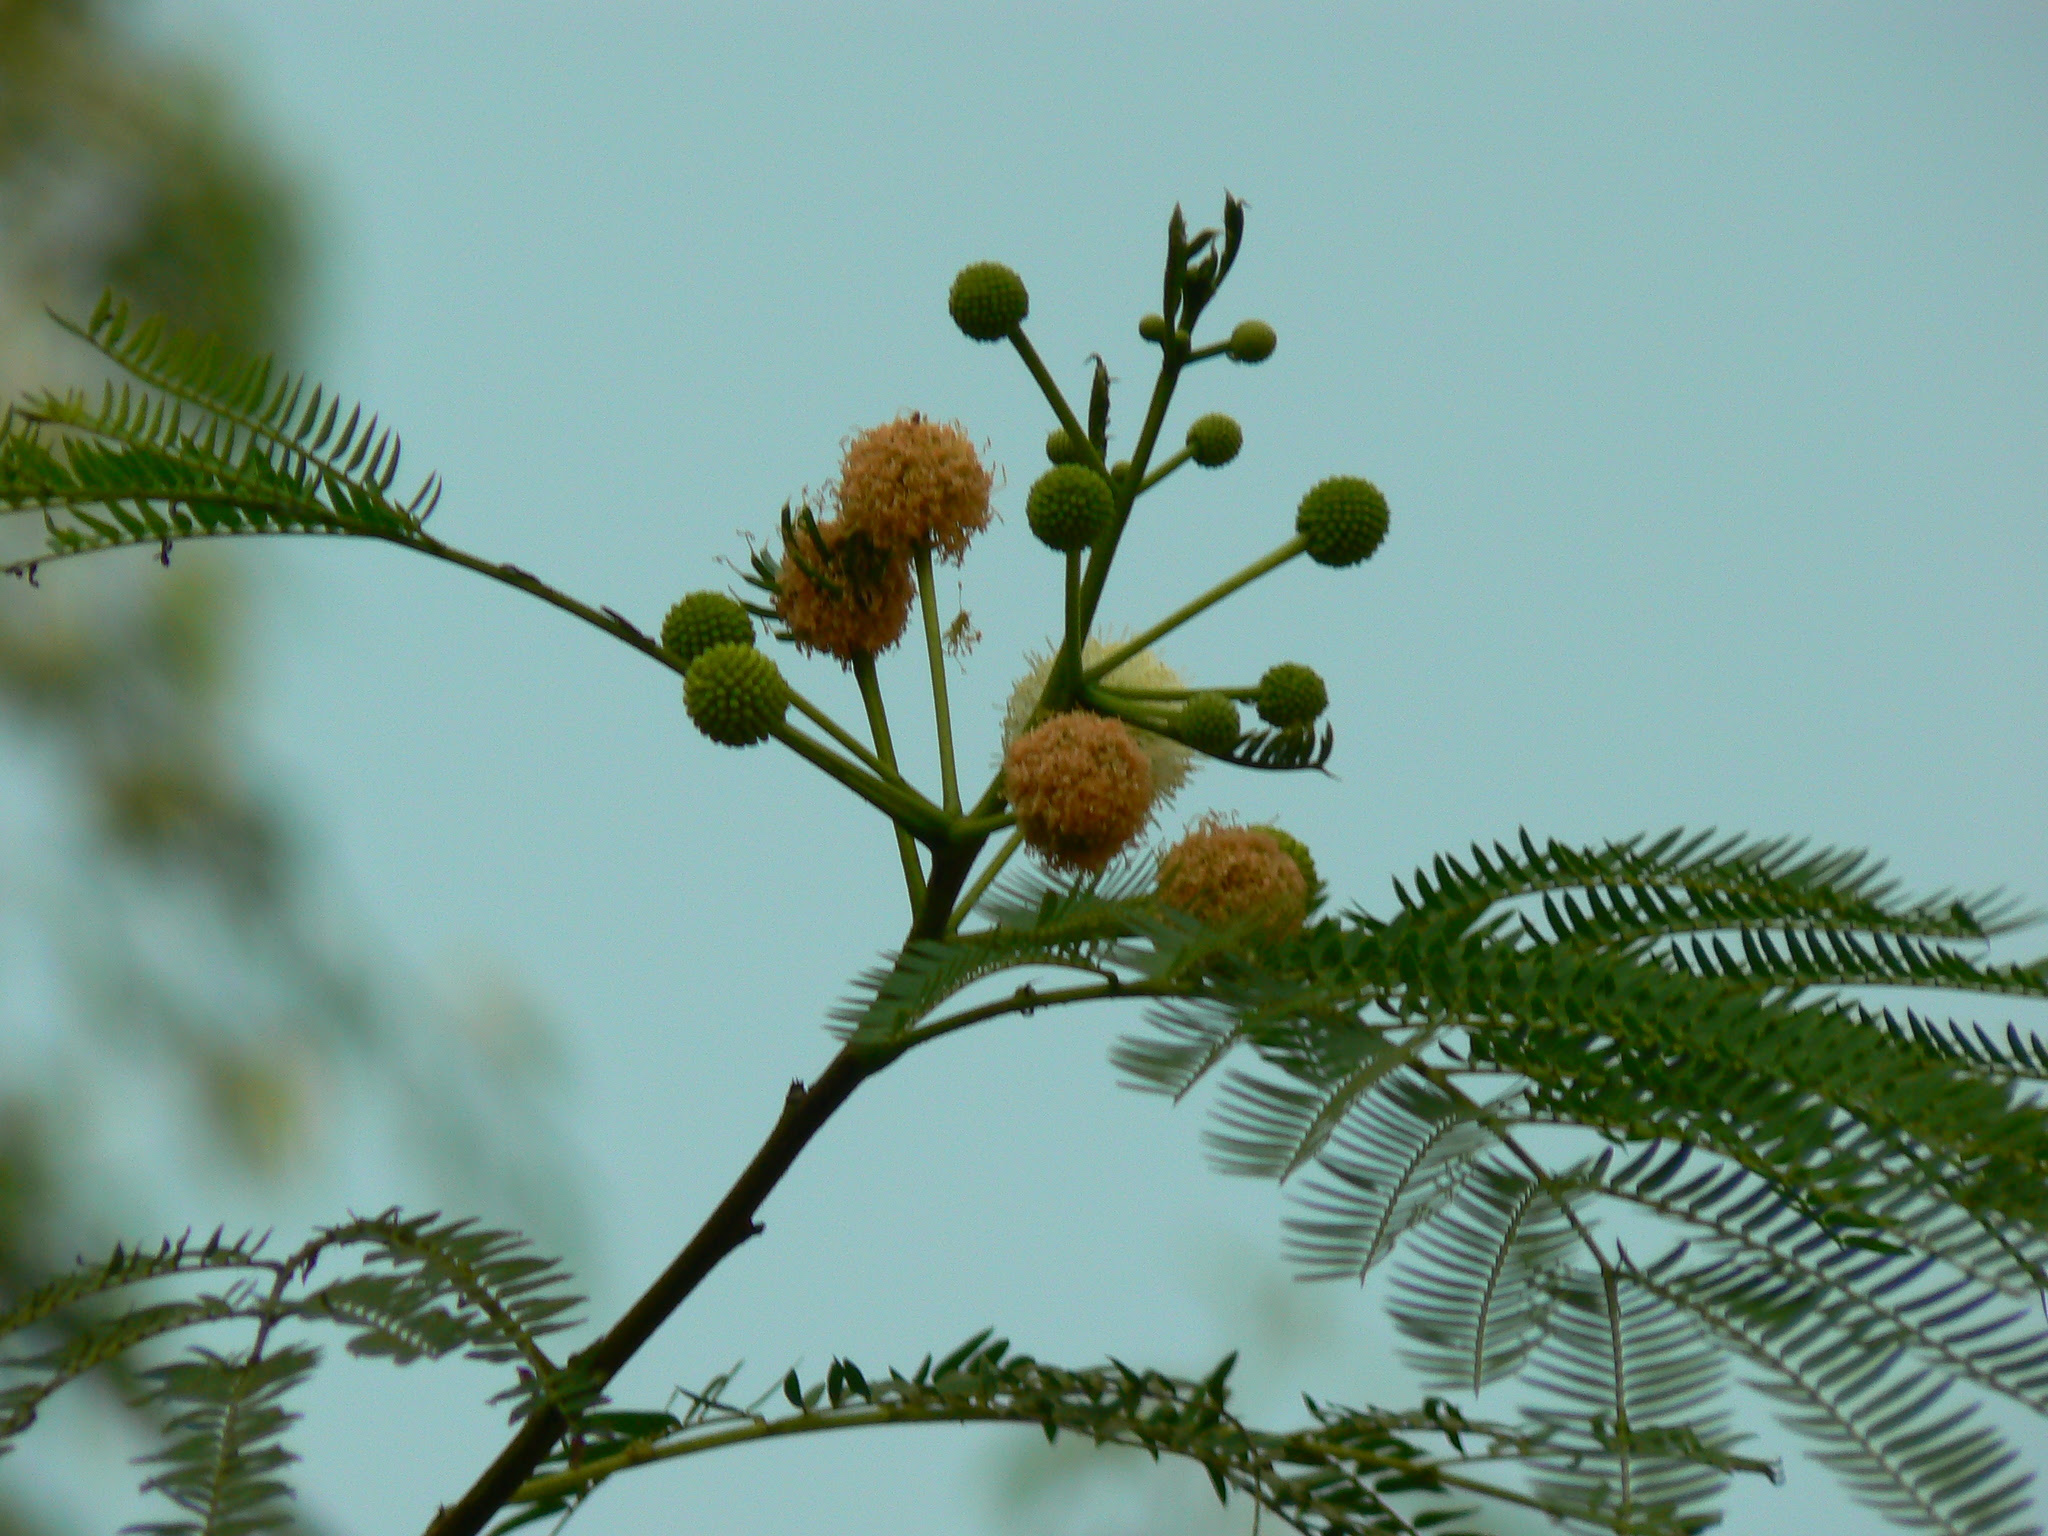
[53,4,2048,1533]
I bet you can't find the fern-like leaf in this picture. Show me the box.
[129,1343,318,1536]
[0,297,439,576]
[0,1230,270,1343]
[1628,1260,2039,1536]
[1,1293,262,1448]
[1519,1269,1737,1535]
[298,1213,580,1409]
[1388,1160,1576,1392]
[1111,996,1246,1100]
[1587,1144,2048,1409]
[836,867,1172,1045]
[1282,1074,1493,1282]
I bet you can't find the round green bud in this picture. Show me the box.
[660,591,753,669]
[1175,691,1242,756]
[1255,825,1319,898]
[1185,413,1243,468]
[948,262,1029,342]
[684,642,788,747]
[1045,427,1088,465]
[1025,465,1114,553]
[1255,662,1327,729]
[1137,313,1168,343]
[1110,459,1133,485]
[1295,476,1390,567]
[1227,320,1277,363]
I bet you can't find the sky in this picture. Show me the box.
[31,4,2048,1535]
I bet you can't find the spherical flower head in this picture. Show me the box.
[1026,464,1114,553]
[1295,476,1389,567]
[836,414,993,563]
[1157,817,1308,938]
[1227,320,1277,363]
[1003,636,1195,805]
[1175,691,1242,756]
[660,591,754,669]
[948,262,1029,342]
[773,517,916,664]
[1185,413,1243,468]
[1045,427,1088,466]
[1004,712,1153,874]
[684,642,788,748]
[1256,663,1327,729]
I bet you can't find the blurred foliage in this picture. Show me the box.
[0,4,566,1532]
[0,0,301,379]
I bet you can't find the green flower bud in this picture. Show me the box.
[1137,313,1168,343]
[1254,825,1319,897]
[1026,465,1114,553]
[1045,427,1088,465]
[1184,413,1243,468]
[684,642,788,747]
[1295,476,1389,567]
[1227,320,1277,363]
[1175,691,1242,756]
[1255,662,1327,729]
[660,591,754,669]
[948,262,1029,342]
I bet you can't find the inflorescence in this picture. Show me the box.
[670,195,1389,929]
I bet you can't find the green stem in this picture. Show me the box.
[1091,683,1197,702]
[768,721,950,844]
[1085,535,1306,682]
[1137,445,1192,494]
[1084,693,1175,733]
[1125,346,1184,489]
[786,689,899,782]
[965,773,1010,822]
[1007,328,1107,477]
[1074,353,1182,637]
[902,978,1172,1048]
[914,547,960,815]
[947,828,1022,933]
[951,812,1016,839]
[852,655,926,911]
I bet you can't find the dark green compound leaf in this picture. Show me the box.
[129,1343,319,1536]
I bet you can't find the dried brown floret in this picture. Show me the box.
[1003,712,1153,874]
[837,413,994,562]
[1157,817,1308,938]
[773,517,916,664]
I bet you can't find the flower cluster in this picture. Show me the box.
[775,518,917,663]
[1156,817,1308,937]
[1002,636,1196,808]
[772,415,994,665]
[1002,712,1153,873]
[837,413,993,563]
[671,203,1384,954]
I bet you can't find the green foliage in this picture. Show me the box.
[3,198,2041,1536]
[1111,826,2048,1534]
[0,294,438,577]
[498,1331,1654,1536]
[0,1215,579,1533]
[129,1345,317,1536]
[1386,1159,1575,1391]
